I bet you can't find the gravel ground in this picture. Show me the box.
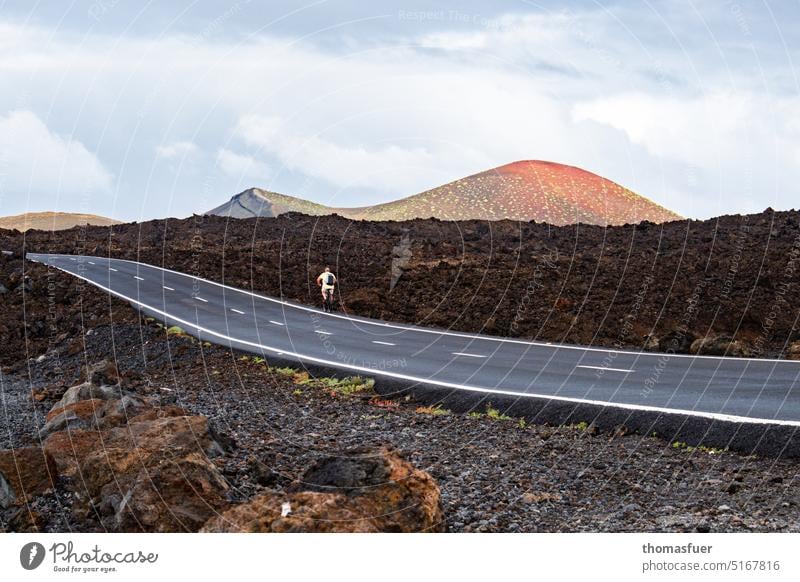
[2,315,798,533]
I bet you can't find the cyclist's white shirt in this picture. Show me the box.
[319,272,336,290]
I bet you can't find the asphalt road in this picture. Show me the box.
[27,253,800,428]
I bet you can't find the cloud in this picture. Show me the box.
[234,115,439,195]
[155,140,199,160]
[0,110,112,195]
[216,148,269,181]
[0,3,798,219]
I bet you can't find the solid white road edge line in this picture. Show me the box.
[577,365,634,373]
[34,253,799,365]
[33,260,800,428]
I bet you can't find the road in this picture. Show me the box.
[27,253,800,428]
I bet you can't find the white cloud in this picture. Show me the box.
[0,4,798,219]
[155,140,199,160]
[216,148,269,181]
[0,110,112,195]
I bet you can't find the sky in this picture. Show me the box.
[0,0,798,221]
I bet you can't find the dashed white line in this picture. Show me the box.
[69,258,76,261]
[576,365,634,373]
[134,276,144,281]
[163,286,174,291]
[37,257,800,428]
[372,340,396,346]
[88,261,95,265]
[194,296,208,303]
[108,267,118,272]
[452,352,487,358]
[230,308,245,315]
[316,330,332,335]
[269,320,285,326]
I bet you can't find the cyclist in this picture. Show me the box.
[316,267,337,312]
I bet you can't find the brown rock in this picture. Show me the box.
[107,452,230,532]
[0,447,57,508]
[41,393,151,438]
[54,415,230,532]
[6,507,45,532]
[690,335,750,357]
[787,341,800,360]
[202,447,444,533]
[31,382,68,402]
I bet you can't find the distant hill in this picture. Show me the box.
[208,160,681,226]
[0,212,121,232]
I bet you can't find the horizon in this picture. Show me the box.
[1,1,799,222]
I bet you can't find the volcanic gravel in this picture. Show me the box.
[2,309,798,533]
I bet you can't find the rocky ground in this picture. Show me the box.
[1,210,799,533]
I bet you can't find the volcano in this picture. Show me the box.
[208,160,681,226]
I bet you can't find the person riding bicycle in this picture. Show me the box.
[316,267,337,311]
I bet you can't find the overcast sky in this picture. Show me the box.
[0,0,798,221]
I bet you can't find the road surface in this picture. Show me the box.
[27,253,800,429]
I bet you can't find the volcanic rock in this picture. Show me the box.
[202,447,444,532]
[0,447,57,509]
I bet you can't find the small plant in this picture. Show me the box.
[672,441,687,449]
[292,389,303,396]
[415,404,451,416]
[574,421,589,431]
[253,356,265,365]
[468,411,484,419]
[239,355,251,362]
[166,325,185,336]
[303,375,375,395]
[486,406,511,421]
[271,366,297,377]
[517,418,527,429]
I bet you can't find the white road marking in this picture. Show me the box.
[70,258,76,261]
[372,340,396,346]
[134,276,144,281]
[577,365,634,373]
[27,254,800,366]
[230,308,245,315]
[452,352,487,358]
[163,286,174,291]
[269,320,285,326]
[88,261,95,265]
[36,258,800,428]
[108,267,117,272]
[316,330,332,335]
[194,296,208,303]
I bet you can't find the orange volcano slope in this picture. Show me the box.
[208,160,682,226]
[351,161,681,225]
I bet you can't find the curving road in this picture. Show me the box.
[27,253,800,430]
